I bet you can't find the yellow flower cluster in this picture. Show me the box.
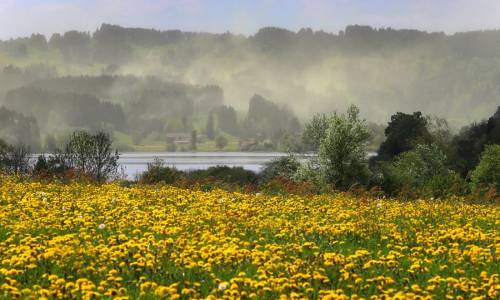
[0,176,498,299]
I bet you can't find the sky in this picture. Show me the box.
[1,0,500,39]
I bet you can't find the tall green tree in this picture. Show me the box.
[65,131,94,175]
[452,106,500,176]
[377,112,432,161]
[215,135,228,150]
[318,105,371,190]
[216,105,238,135]
[470,144,500,193]
[206,111,215,140]
[90,131,119,182]
[64,130,119,181]
[302,113,329,151]
[190,130,197,151]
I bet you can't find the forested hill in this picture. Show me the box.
[1,24,500,151]
[1,24,500,125]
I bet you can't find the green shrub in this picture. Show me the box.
[139,158,184,184]
[186,166,259,186]
[421,173,468,199]
[470,144,500,193]
[383,144,464,198]
[259,155,301,185]
[292,158,328,189]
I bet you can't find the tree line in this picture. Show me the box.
[2,104,498,200]
[0,66,305,151]
[3,24,500,125]
[2,24,492,64]
[132,104,500,200]
[0,131,119,182]
[289,105,500,199]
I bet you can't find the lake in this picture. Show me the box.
[118,152,292,179]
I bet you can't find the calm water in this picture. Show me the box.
[118,152,292,179]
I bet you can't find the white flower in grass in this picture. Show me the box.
[98,223,106,230]
[218,282,228,291]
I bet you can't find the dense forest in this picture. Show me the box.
[1,24,500,151]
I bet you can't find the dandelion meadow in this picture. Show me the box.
[0,176,498,299]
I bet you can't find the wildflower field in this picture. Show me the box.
[0,176,498,299]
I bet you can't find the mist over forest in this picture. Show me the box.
[1,24,499,151]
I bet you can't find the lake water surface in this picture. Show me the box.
[118,152,291,179]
